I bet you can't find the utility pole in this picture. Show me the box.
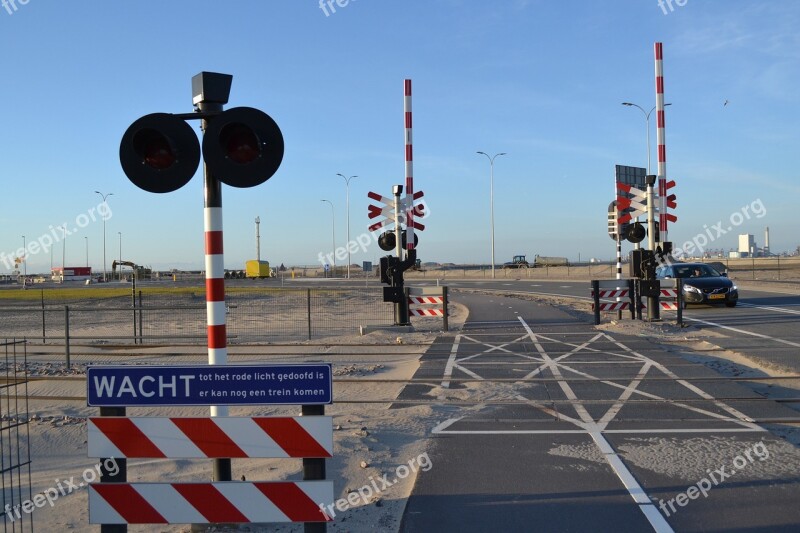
[255,216,261,262]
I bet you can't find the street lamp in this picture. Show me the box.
[117,232,122,281]
[336,173,358,279]
[621,102,671,174]
[476,151,507,279]
[320,199,336,277]
[61,225,67,283]
[94,191,113,282]
[85,236,89,268]
[21,235,26,288]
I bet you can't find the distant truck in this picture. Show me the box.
[502,255,530,269]
[534,255,569,267]
[245,260,273,279]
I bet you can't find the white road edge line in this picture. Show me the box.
[685,316,800,348]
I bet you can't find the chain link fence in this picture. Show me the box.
[0,288,394,344]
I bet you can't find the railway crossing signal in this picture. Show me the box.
[119,113,201,193]
[616,183,647,225]
[120,105,283,192]
[367,190,425,233]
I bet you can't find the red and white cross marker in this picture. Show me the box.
[615,183,647,224]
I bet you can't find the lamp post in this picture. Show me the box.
[476,151,506,279]
[61,225,67,283]
[118,232,122,281]
[94,191,113,282]
[255,216,261,262]
[85,236,89,268]
[621,103,671,175]
[337,173,357,279]
[321,199,336,277]
[21,235,26,288]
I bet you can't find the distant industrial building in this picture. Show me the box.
[738,234,755,258]
[51,267,92,282]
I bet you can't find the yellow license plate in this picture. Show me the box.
[708,294,725,300]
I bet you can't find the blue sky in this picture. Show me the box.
[1,0,798,273]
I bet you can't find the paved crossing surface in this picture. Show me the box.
[399,293,800,532]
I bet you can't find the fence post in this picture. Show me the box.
[676,278,683,327]
[628,279,636,320]
[591,280,600,325]
[41,289,46,343]
[64,305,71,368]
[442,286,449,332]
[138,290,143,344]
[307,288,312,341]
[99,406,127,533]
[302,404,326,533]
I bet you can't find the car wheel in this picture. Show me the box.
[725,301,737,308]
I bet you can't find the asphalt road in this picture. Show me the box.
[393,278,800,375]
[396,292,800,532]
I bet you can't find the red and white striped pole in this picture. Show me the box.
[199,103,231,483]
[654,42,668,244]
[404,79,415,253]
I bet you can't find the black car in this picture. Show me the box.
[656,262,738,308]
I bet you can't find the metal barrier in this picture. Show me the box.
[0,288,395,344]
[406,286,449,332]
[591,279,636,325]
[1,339,33,530]
[640,278,683,326]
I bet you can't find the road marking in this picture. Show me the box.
[441,335,461,389]
[739,302,800,315]
[597,362,651,428]
[433,428,763,435]
[685,317,800,348]
[518,317,674,533]
[605,334,760,428]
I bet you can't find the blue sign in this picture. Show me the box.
[87,364,332,407]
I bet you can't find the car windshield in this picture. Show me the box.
[673,265,721,278]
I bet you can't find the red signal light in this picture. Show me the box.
[220,123,261,164]
[134,129,177,170]
[120,113,200,194]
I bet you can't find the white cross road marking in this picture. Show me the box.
[430,317,776,531]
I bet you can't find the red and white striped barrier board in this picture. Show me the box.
[410,308,444,317]
[408,296,443,305]
[641,301,679,311]
[593,302,630,312]
[591,289,629,299]
[89,481,333,524]
[88,417,333,459]
[660,288,678,298]
[407,287,445,318]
